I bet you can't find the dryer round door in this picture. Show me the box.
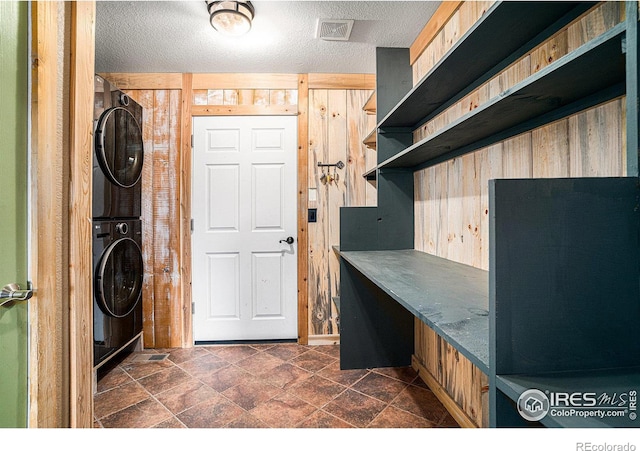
[95,237,143,318]
[95,106,144,188]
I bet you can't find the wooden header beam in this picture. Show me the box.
[99,72,375,91]
[191,104,299,116]
[410,1,463,65]
[308,73,375,90]
[98,73,183,90]
[193,73,299,90]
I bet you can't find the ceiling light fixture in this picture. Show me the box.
[206,1,255,37]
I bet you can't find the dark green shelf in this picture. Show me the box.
[378,1,594,129]
[338,249,489,373]
[363,167,376,181]
[378,22,626,171]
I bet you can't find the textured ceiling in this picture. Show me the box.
[95,1,441,74]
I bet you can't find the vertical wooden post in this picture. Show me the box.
[181,73,193,347]
[297,74,309,344]
[31,0,59,428]
[68,0,96,428]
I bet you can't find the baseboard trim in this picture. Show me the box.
[307,334,340,346]
[194,338,297,346]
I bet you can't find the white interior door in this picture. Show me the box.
[192,116,298,341]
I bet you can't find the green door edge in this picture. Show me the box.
[0,0,30,428]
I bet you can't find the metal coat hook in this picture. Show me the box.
[318,161,344,185]
[317,161,345,170]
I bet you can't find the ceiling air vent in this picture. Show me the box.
[316,19,354,41]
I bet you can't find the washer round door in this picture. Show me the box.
[95,237,143,318]
[95,106,144,188]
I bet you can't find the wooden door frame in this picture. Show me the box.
[30,1,95,428]
[182,74,306,345]
[68,1,96,427]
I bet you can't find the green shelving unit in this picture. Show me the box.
[379,23,626,170]
[378,1,595,129]
[338,1,640,428]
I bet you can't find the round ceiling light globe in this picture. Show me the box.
[208,1,254,37]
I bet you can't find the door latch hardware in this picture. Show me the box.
[1,283,34,307]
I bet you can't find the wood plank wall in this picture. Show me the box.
[411,1,490,84]
[348,92,377,208]
[413,1,625,270]
[117,75,375,348]
[193,87,298,107]
[126,89,184,349]
[413,326,489,428]
[307,90,375,338]
[410,1,625,427]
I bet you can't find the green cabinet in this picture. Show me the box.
[338,1,640,428]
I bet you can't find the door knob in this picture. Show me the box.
[279,236,295,245]
[1,283,34,308]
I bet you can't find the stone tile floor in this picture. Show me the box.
[93,343,459,429]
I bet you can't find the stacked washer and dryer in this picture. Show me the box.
[92,75,145,368]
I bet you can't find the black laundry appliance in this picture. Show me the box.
[93,74,144,219]
[93,219,144,367]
